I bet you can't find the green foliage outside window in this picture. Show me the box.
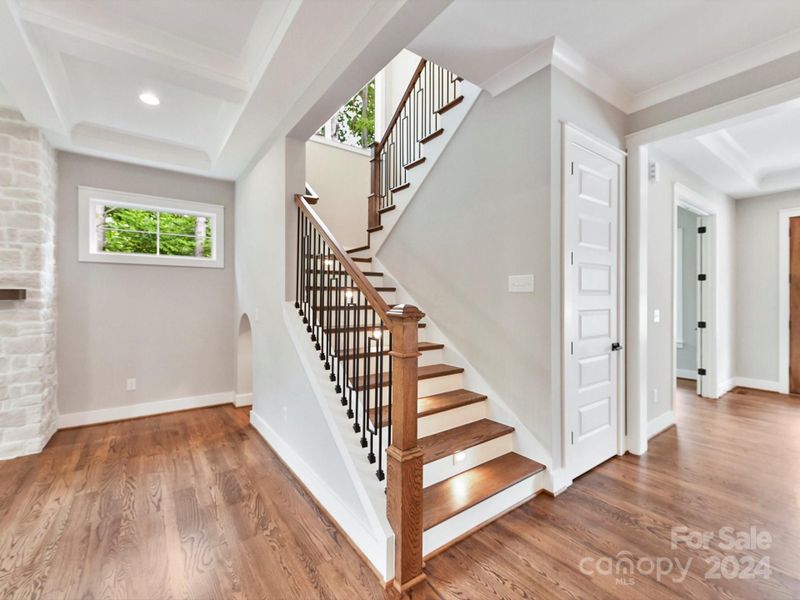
[99,206,212,258]
[335,80,375,148]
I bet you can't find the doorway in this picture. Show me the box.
[236,314,253,407]
[673,184,715,400]
[563,124,626,479]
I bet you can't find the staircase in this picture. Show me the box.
[293,59,546,593]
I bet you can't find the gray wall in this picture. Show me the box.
[56,152,236,415]
[736,189,800,384]
[676,207,698,373]
[378,66,626,469]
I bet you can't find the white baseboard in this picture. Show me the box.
[249,411,391,580]
[58,391,235,428]
[647,410,676,439]
[676,368,697,380]
[717,378,736,396]
[731,377,781,393]
[234,392,253,407]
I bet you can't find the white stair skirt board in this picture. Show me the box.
[281,303,395,581]
[647,410,676,439]
[368,81,482,256]
[676,369,697,380]
[249,411,392,582]
[234,392,254,407]
[422,471,545,557]
[423,434,513,487]
[58,391,235,428]
[732,377,781,393]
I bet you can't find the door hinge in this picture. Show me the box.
[698,226,707,234]
[571,431,574,445]
[698,368,707,376]
[570,341,574,355]
[698,274,707,281]
[697,321,707,329]
[570,161,574,175]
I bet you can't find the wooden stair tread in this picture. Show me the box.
[351,363,463,391]
[339,341,443,360]
[308,286,395,292]
[419,419,513,465]
[368,388,486,427]
[420,128,444,144]
[346,245,370,254]
[378,205,396,214]
[325,322,426,334]
[404,157,426,170]
[423,453,545,530]
[367,225,383,233]
[436,95,464,115]
[352,257,371,263]
[389,182,410,194]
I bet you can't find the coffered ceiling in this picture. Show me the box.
[0,0,448,179]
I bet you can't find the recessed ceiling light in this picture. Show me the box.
[139,92,160,106]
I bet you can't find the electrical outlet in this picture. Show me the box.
[508,274,534,293]
[126,378,136,391]
[653,388,658,404]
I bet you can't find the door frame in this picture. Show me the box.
[672,184,717,403]
[777,208,800,394]
[562,122,627,479]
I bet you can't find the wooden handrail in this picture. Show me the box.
[294,194,392,321]
[375,58,427,154]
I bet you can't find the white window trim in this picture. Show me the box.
[78,186,224,268]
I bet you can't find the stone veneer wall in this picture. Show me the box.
[0,107,58,460]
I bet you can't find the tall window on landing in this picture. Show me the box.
[316,79,375,149]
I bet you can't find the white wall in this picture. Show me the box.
[236,137,388,575]
[646,150,736,420]
[376,49,421,139]
[736,189,800,385]
[56,152,236,420]
[305,139,369,248]
[676,207,698,373]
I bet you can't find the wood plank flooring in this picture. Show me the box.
[1,379,799,599]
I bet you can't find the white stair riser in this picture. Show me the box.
[331,348,444,373]
[351,373,463,403]
[422,472,545,557]
[417,400,487,437]
[423,434,513,487]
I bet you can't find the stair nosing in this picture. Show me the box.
[418,418,514,465]
[368,388,486,427]
[351,363,463,391]
[422,453,546,530]
[420,128,444,144]
[436,95,465,115]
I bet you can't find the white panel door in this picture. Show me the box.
[564,125,624,479]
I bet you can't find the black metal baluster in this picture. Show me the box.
[352,287,360,429]
[360,297,370,449]
[295,207,301,312]
[342,283,352,408]
[320,250,329,365]
[331,262,340,384]
[303,218,311,329]
[376,321,385,481]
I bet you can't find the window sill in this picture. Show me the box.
[79,252,224,268]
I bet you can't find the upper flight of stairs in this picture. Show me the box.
[343,250,546,556]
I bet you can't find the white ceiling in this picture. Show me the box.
[655,99,800,198]
[0,0,450,178]
[410,0,800,113]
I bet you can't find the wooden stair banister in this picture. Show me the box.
[293,192,425,591]
[369,58,462,229]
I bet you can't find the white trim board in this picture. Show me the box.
[234,392,253,407]
[647,410,676,439]
[732,377,781,393]
[58,390,234,428]
[777,207,800,394]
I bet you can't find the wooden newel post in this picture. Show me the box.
[386,303,426,593]
[368,142,381,230]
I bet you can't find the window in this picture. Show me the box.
[314,79,375,149]
[78,187,224,268]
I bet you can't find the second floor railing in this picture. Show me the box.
[369,59,462,229]
[294,189,425,592]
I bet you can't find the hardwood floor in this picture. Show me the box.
[2,381,799,599]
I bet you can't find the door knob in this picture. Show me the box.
[611,342,623,351]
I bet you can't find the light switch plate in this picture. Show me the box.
[653,309,661,323]
[126,378,136,391]
[508,274,534,293]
